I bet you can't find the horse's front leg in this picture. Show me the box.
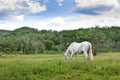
[70,52,74,60]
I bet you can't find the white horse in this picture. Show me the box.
[64,41,94,62]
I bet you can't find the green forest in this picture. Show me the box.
[0,26,120,54]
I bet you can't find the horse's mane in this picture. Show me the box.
[64,42,76,56]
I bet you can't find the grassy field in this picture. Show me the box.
[0,52,120,80]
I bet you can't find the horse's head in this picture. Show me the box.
[64,47,70,61]
[64,54,68,61]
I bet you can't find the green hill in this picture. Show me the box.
[0,26,120,54]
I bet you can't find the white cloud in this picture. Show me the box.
[0,0,46,21]
[56,0,64,6]
[0,21,22,30]
[74,0,120,15]
[0,20,5,24]
[37,16,65,31]
[75,0,119,8]
[36,16,99,31]
[103,5,120,16]
[28,1,46,13]
[1,14,120,31]
[38,21,49,27]
[37,16,65,27]
[13,15,24,21]
[49,17,65,26]
[73,0,120,29]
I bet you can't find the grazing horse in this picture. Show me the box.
[64,41,94,62]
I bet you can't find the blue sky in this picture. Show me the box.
[0,0,120,31]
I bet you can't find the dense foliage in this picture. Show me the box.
[0,26,120,54]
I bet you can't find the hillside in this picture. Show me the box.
[0,30,11,36]
[0,26,120,54]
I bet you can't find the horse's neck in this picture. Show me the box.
[65,46,70,56]
[65,42,75,56]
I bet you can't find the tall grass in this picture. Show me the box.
[0,53,120,80]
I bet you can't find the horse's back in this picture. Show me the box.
[81,41,91,46]
[70,41,91,48]
[68,42,81,53]
[68,41,92,53]
[80,41,92,50]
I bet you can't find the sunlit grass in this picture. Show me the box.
[0,52,120,80]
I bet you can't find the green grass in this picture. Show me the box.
[0,52,120,80]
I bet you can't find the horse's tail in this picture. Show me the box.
[88,42,94,60]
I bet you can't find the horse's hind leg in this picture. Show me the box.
[83,51,89,62]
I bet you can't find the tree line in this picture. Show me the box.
[0,26,120,54]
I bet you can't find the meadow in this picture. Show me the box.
[0,52,120,80]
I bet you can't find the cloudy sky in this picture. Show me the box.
[0,0,120,31]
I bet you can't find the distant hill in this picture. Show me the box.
[0,26,120,54]
[0,29,11,36]
[13,27,40,35]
